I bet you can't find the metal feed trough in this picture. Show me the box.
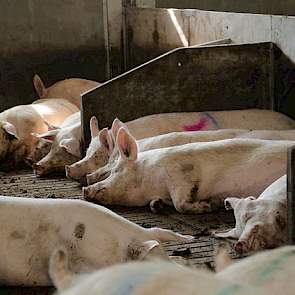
[81,42,295,244]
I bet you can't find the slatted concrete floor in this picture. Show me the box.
[0,169,239,294]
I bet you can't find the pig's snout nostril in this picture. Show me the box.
[234,241,247,254]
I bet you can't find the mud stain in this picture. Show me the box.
[74,223,86,239]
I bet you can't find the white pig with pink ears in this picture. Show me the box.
[83,127,293,214]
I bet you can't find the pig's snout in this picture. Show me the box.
[83,184,107,203]
[86,170,110,185]
[33,163,45,177]
[82,186,92,200]
[86,173,96,185]
[65,165,74,178]
[66,165,87,185]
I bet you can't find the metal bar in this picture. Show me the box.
[287,146,295,244]
[189,38,232,48]
[103,0,111,79]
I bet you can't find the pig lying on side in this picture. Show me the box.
[50,248,266,295]
[0,196,192,286]
[33,74,100,109]
[33,112,82,176]
[214,175,287,253]
[83,127,293,213]
[0,99,79,168]
[66,116,249,183]
[125,109,295,139]
[85,121,295,186]
[216,246,295,295]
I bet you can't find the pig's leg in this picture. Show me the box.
[165,171,213,214]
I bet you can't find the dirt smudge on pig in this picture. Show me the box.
[74,223,86,239]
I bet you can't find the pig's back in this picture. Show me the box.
[212,109,295,130]
[138,129,249,152]
[217,246,295,295]
[238,129,295,140]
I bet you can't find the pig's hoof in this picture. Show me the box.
[150,199,165,213]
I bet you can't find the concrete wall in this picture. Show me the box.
[126,7,295,70]
[155,0,295,15]
[0,0,106,111]
[126,7,273,68]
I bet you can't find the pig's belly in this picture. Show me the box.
[204,161,286,200]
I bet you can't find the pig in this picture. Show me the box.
[33,74,100,109]
[216,246,295,295]
[67,113,295,185]
[33,112,82,176]
[0,99,79,168]
[0,196,192,286]
[65,116,114,184]
[86,123,295,185]
[66,116,251,183]
[49,248,269,295]
[123,109,295,139]
[83,127,294,214]
[214,175,287,253]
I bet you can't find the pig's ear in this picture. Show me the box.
[60,139,81,158]
[128,240,160,260]
[49,246,73,291]
[224,197,241,211]
[90,116,99,138]
[99,128,114,154]
[117,127,138,161]
[2,122,19,140]
[215,245,233,272]
[111,118,127,140]
[34,130,58,142]
[33,74,47,98]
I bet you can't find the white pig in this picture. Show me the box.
[33,74,100,109]
[214,175,287,253]
[66,108,295,180]
[124,109,295,139]
[216,246,295,295]
[65,117,114,183]
[86,123,295,185]
[66,116,251,183]
[83,128,294,213]
[0,99,79,168]
[0,196,192,286]
[33,112,82,176]
[49,247,269,295]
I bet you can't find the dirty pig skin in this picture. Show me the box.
[0,196,192,286]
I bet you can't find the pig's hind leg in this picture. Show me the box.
[165,171,214,214]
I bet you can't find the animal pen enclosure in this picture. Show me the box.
[1,1,295,294]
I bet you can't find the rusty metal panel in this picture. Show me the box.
[82,42,275,148]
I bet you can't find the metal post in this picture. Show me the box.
[287,146,295,244]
